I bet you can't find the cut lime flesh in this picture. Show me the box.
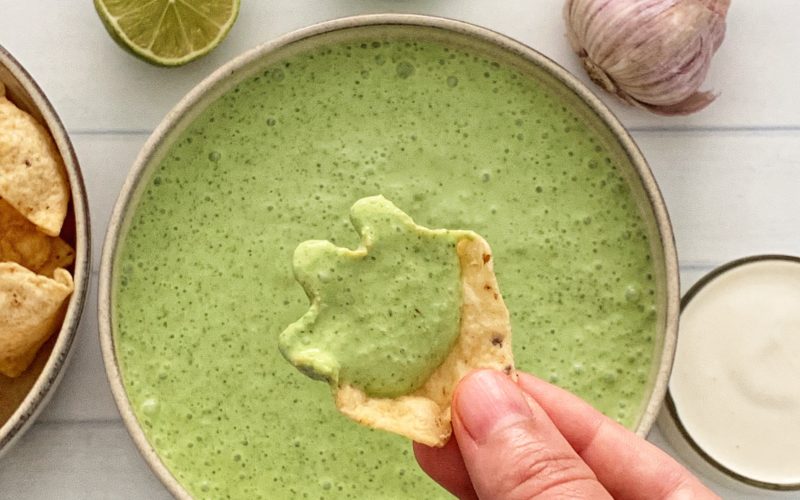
[94,0,240,66]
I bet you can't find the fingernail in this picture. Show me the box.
[454,370,532,442]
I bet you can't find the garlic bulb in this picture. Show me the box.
[564,0,730,115]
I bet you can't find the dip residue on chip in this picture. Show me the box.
[279,195,515,446]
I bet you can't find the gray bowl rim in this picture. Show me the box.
[0,44,92,456]
[97,13,680,498]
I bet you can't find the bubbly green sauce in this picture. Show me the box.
[280,196,469,398]
[114,36,657,499]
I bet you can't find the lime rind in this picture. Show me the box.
[94,0,240,67]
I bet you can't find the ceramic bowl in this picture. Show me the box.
[99,14,679,497]
[0,45,91,457]
[658,255,800,493]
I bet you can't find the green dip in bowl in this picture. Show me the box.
[99,14,678,499]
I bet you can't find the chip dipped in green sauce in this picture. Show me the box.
[280,196,473,398]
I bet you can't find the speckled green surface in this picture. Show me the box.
[114,36,656,499]
[280,196,469,398]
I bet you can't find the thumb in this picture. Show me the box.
[452,370,611,500]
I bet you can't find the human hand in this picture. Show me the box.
[414,370,719,499]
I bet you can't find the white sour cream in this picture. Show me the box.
[670,258,800,486]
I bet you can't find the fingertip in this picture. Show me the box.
[516,372,574,399]
[516,372,609,450]
[452,369,491,402]
[453,370,533,443]
[413,437,476,499]
[516,372,610,419]
[516,373,716,499]
[455,368,514,394]
[411,439,436,469]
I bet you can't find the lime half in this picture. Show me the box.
[94,0,240,66]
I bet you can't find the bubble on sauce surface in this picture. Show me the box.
[396,61,415,79]
[141,398,159,416]
[625,284,641,303]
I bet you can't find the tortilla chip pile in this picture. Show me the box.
[0,82,74,378]
[281,196,515,447]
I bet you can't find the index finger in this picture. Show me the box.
[517,374,718,500]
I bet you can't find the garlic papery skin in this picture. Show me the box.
[564,0,730,115]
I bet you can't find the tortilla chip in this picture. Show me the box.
[0,198,75,277]
[0,262,73,378]
[0,94,70,236]
[36,237,76,278]
[335,236,515,446]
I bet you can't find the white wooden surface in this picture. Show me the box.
[1,1,799,498]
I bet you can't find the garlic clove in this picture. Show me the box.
[564,0,730,115]
[701,0,730,18]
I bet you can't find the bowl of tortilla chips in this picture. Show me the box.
[0,44,90,457]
